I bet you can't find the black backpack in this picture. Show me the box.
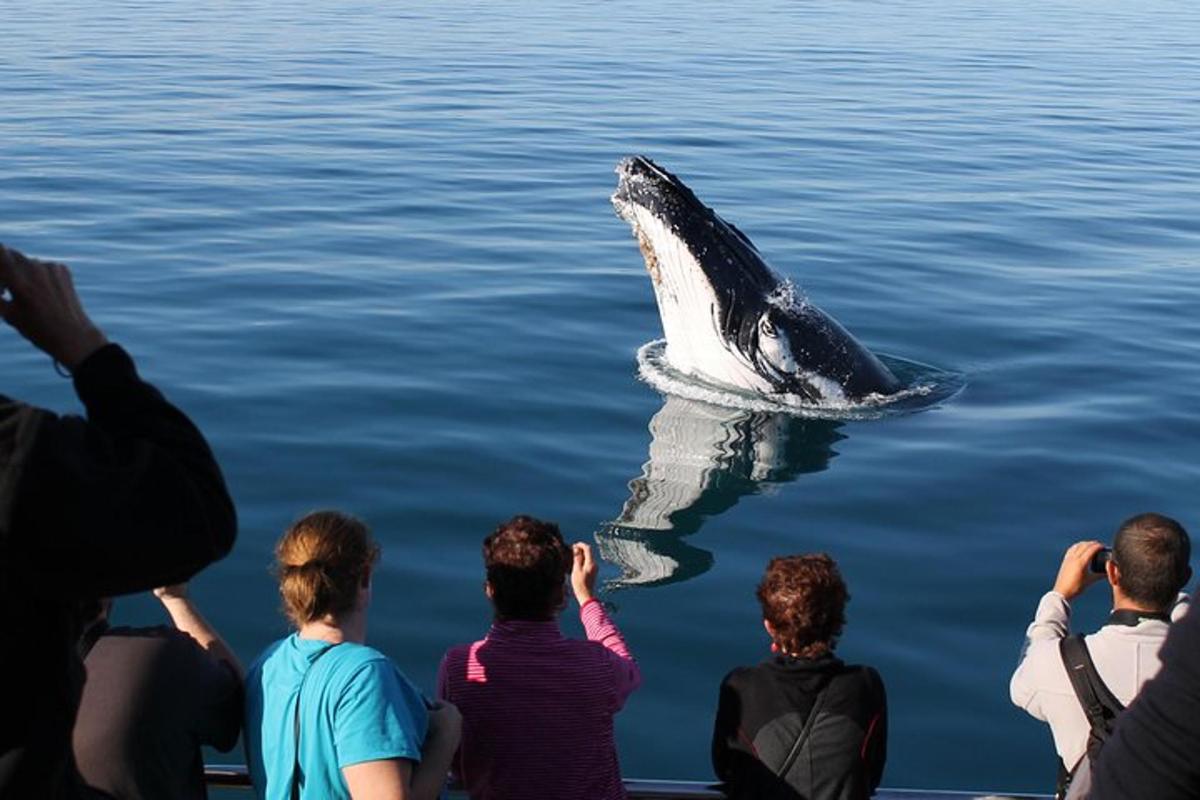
[1055,635,1125,799]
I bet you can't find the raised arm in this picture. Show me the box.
[0,244,107,371]
[155,583,243,678]
[149,582,244,751]
[573,542,642,707]
[1030,541,1106,642]
[1010,541,1106,713]
[2,245,236,597]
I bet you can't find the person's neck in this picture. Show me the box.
[1112,590,1164,615]
[494,613,557,624]
[299,612,366,645]
[776,645,833,661]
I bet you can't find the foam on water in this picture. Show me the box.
[635,339,963,419]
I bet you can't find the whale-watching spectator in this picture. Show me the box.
[1073,602,1200,800]
[438,515,642,800]
[1009,514,1191,798]
[711,553,887,800]
[244,510,460,800]
[72,584,242,800]
[0,244,236,798]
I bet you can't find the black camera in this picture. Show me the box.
[1089,547,1112,574]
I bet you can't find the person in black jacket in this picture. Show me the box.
[712,554,887,800]
[1069,603,1200,800]
[0,244,237,798]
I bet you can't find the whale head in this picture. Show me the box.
[612,156,900,403]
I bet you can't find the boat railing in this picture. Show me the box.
[204,764,1050,799]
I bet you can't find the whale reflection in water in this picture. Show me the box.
[596,395,844,590]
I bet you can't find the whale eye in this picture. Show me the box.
[756,315,798,376]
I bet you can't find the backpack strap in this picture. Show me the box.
[774,674,836,779]
[291,642,343,800]
[1056,634,1124,797]
[1060,634,1125,738]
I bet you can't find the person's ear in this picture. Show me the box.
[1106,558,1120,588]
[484,580,494,600]
[763,619,782,653]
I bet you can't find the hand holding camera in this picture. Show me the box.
[0,243,109,370]
[1053,540,1109,601]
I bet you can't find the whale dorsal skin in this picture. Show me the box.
[612,156,901,404]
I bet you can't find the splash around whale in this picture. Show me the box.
[612,156,936,411]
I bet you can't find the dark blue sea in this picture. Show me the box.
[5,0,1200,793]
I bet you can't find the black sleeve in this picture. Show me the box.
[862,667,888,793]
[1090,605,1200,800]
[10,344,236,597]
[712,670,762,787]
[711,673,740,782]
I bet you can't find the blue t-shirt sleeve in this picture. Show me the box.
[333,658,428,769]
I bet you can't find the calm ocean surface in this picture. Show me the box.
[5,0,1200,792]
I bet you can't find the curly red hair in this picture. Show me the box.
[756,553,848,659]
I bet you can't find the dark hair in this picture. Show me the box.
[483,515,571,621]
[756,553,848,659]
[275,510,380,628]
[1113,513,1191,610]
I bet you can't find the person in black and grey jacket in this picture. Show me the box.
[0,244,237,799]
[711,553,887,800]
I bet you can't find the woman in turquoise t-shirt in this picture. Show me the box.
[244,510,460,800]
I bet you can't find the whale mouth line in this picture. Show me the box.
[636,340,963,419]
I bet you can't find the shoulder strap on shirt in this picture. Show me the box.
[292,642,344,800]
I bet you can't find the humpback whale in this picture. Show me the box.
[612,156,901,404]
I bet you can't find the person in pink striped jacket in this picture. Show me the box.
[438,515,642,800]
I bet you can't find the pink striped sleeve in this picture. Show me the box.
[580,599,642,709]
